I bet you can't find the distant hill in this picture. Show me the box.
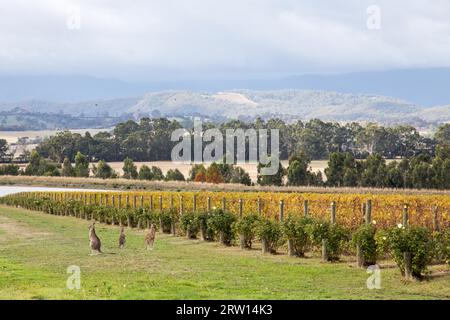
[129,90,424,122]
[0,107,127,131]
[0,89,448,130]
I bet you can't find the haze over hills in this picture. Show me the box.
[2,68,450,105]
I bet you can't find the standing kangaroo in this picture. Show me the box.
[119,225,126,249]
[88,221,102,255]
[145,223,156,250]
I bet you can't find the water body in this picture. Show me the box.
[0,186,106,197]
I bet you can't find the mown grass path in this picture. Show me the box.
[0,206,449,300]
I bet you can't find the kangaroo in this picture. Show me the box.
[145,223,156,250]
[88,221,102,255]
[119,225,126,249]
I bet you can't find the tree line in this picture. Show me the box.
[0,118,449,189]
[19,119,450,163]
[0,150,253,186]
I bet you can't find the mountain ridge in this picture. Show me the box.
[0,89,448,130]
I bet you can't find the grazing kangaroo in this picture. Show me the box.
[88,221,102,255]
[119,225,126,249]
[145,223,156,250]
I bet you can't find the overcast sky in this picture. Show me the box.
[1,0,450,81]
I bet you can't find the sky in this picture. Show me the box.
[1,0,450,81]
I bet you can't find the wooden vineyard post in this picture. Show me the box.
[180,195,184,215]
[136,195,144,229]
[239,199,243,219]
[323,201,336,262]
[170,195,174,210]
[171,202,177,236]
[118,195,122,209]
[175,195,184,236]
[403,205,409,227]
[279,200,284,222]
[330,201,336,224]
[322,239,329,262]
[365,200,372,225]
[126,195,130,209]
[404,252,413,280]
[361,202,366,219]
[432,206,439,232]
[193,194,197,212]
[159,195,163,233]
[357,199,372,267]
[207,197,211,212]
[128,196,134,228]
[257,198,262,216]
[356,245,364,268]
[149,195,153,211]
[238,198,247,250]
[402,204,411,279]
[110,195,115,225]
[99,194,103,206]
[303,200,309,217]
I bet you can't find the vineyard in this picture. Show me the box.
[3,190,449,229]
[1,190,449,280]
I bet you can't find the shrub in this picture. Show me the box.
[92,160,115,179]
[180,212,200,238]
[432,228,450,265]
[255,219,282,254]
[352,224,377,266]
[165,169,185,181]
[205,163,224,184]
[138,165,153,180]
[386,225,434,279]
[374,229,390,259]
[122,158,138,179]
[282,216,314,257]
[0,164,20,176]
[207,209,236,245]
[233,214,260,249]
[194,212,214,241]
[308,220,349,261]
[157,210,174,233]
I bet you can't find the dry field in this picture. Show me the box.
[1,175,449,196]
[102,160,328,182]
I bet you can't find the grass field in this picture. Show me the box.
[0,205,449,300]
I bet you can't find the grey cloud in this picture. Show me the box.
[0,0,449,80]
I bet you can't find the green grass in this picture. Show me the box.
[0,205,449,300]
